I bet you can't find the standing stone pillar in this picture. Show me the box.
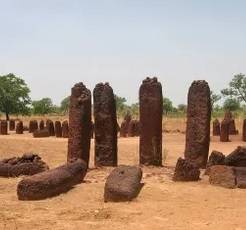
[139,77,163,166]
[229,119,238,135]
[55,121,62,138]
[67,83,92,167]
[62,121,69,138]
[39,120,45,130]
[29,120,38,133]
[213,119,221,136]
[0,120,8,135]
[243,119,246,142]
[184,80,211,168]
[93,83,117,167]
[16,121,24,134]
[46,120,55,136]
[220,119,230,142]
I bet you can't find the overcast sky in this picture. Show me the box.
[0,0,246,105]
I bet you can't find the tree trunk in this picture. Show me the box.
[6,112,9,121]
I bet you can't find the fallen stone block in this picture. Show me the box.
[234,167,246,189]
[225,146,246,167]
[0,154,49,177]
[209,165,236,189]
[104,165,143,202]
[33,129,50,138]
[205,151,225,175]
[173,158,200,181]
[17,159,87,200]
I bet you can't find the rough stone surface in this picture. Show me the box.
[39,120,45,130]
[173,158,200,181]
[16,121,24,134]
[46,120,55,136]
[120,121,128,137]
[184,80,211,168]
[212,119,220,136]
[225,146,246,167]
[234,167,246,189]
[0,120,8,135]
[205,151,225,175]
[242,119,246,142]
[55,121,62,138]
[104,165,143,202]
[62,121,69,138]
[9,119,15,131]
[220,119,230,142]
[229,119,238,135]
[128,120,140,137]
[17,159,87,200]
[139,77,163,166]
[209,165,236,189]
[33,129,50,138]
[0,153,49,177]
[29,120,38,133]
[93,83,118,167]
[67,82,92,166]
[91,121,94,139]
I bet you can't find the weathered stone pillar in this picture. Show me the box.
[39,120,45,130]
[46,120,55,136]
[16,121,24,134]
[220,119,230,142]
[0,120,8,135]
[9,119,15,131]
[29,120,38,133]
[67,83,92,167]
[213,119,221,136]
[120,121,128,137]
[139,77,163,166]
[62,121,69,138]
[93,83,117,167]
[184,80,211,168]
[229,119,238,135]
[243,119,246,142]
[55,121,62,138]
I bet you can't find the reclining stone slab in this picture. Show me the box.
[17,159,87,200]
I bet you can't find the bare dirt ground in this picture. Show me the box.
[0,132,245,230]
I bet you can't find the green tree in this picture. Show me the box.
[223,98,240,111]
[210,91,221,109]
[221,73,246,102]
[32,98,54,115]
[0,73,31,120]
[129,103,139,118]
[177,104,187,113]
[114,94,127,117]
[60,96,70,114]
[163,97,174,115]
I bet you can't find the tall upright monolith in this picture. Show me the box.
[139,77,163,166]
[0,120,8,135]
[55,121,62,138]
[243,119,246,142]
[62,121,69,138]
[220,119,230,142]
[67,83,92,167]
[93,83,117,167]
[184,80,211,168]
[213,119,221,136]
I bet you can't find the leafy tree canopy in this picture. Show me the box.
[221,73,246,102]
[0,73,31,120]
[32,97,54,115]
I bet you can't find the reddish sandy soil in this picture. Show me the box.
[0,132,245,230]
